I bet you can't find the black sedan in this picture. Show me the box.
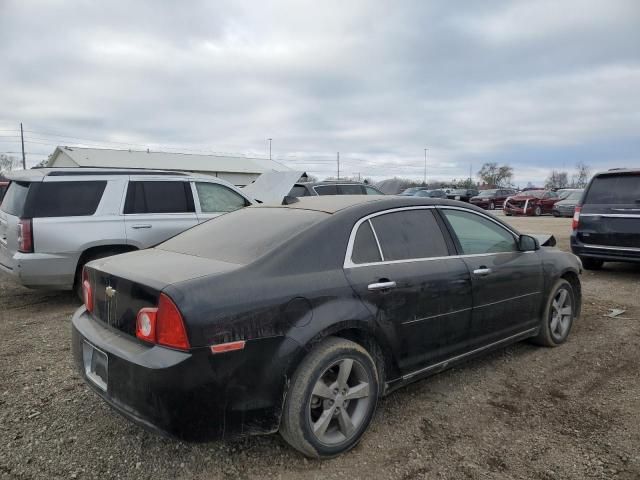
[72,196,582,458]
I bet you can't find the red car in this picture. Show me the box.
[469,188,516,210]
[503,190,561,216]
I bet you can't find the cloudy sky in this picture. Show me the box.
[1,0,638,185]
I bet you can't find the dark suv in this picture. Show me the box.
[288,181,384,197]
[571,169,640,269]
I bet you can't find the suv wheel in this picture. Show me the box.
[581,257,604,270]
[280,337,379,458]
[532,279,576,347]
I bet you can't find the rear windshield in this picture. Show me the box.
[158,207,328,264]
[0,181,30,216]
[584,174,640,204]
[516,190,545,198]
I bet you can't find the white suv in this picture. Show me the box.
[0,168,258,294]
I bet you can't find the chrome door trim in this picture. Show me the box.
[475,291,540,310]
[401,327,538,381]
[581,243,640,252]
[579,213,640,218]
[402,306,472,325]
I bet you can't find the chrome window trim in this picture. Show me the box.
[579,213,640,219]
[581,243,640,252]
[343,205,522,269]
[368,219,385,261]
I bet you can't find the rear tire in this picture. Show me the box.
[533,205,542,216]
[581,257,604,270]
[489,201,495,210]
[531,279,576,347]
[280,337,379,458]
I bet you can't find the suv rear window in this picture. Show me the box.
[124,181,195,214]
[584,174,640,204]
[1,181,30,216]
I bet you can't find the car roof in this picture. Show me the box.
[595,168,640,176]
[5,167,204,182]
[262,195,485,214]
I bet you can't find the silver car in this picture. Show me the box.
[0,168,263,294]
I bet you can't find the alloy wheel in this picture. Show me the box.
[549,288,572,342]
[308,358,372,445]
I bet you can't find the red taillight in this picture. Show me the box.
[572,206,582,230]
[17,218,33,253]
[82,268,94,313]
[136,293,190,350]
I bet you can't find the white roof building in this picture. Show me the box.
[47,146,291,186]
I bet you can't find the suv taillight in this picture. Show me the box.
[17,219,33,253]
[82,267,94,313]
[572,206,582,230]
[136,293,190,351]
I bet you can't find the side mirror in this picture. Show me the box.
[518,234,539,252]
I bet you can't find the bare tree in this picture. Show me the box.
[0,154,17,175]
[545,170,569,189]
[572,162,591,188]
[477,162,514,187]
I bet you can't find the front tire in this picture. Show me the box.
[489,201,495,210]
[280,337,379,458]
[581,257,604,270]
[531,279,576,347]
[533,205,542,216]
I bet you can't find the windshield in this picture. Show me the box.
[479,190,498,196]
[0,181,30,216]
[516,190,545,198]
[158,207,328,264]
[562,191,583,201]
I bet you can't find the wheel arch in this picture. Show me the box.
[74,244,139,285]
[560,269,582,319]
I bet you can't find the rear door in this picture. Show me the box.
[578,172,640,248]
[0,181,31,270]
[123,178,198,248]
[439,207,543,344]
[193,180,250,222]
[344,207,474,374]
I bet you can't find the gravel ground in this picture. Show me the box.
[1,215,639,479]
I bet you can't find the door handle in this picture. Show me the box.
[473,267,492,276]
[368,281,397,292]
[131,224,152,229]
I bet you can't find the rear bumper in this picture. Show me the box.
[71,307,298,441]
[0,251,76,289]
[571,237,640,264]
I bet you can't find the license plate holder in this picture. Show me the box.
[82,341,108,392]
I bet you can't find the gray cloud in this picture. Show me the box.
[1,0,638,184]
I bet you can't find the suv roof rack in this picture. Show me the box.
[46,169,190,177]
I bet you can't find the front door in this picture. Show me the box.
[439,208,544,345]
[344,208,473,374]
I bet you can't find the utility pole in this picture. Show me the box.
[20,123,26,169]
[337,152,340,179]
[423,148,428,185]
[267,138,272,161]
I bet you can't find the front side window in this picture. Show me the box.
[442,209,516,255]
[124,181,194,214]
[370,209,448,261]
[195,182,248,213]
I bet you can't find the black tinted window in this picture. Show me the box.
[314,185,338,195]
[25,181,106,218]
[159,207,327,264]
[351,221,381,264]
[124,181,195,214]
[288,185,310,197]
[585,175,640,204]
[371,210,448,261]
[338,184,364,195]
[1,181,30,216]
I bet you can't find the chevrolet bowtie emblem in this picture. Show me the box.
[105,286,116,298]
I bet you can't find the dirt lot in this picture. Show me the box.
[1,215,639,480]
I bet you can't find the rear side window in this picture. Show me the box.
[124,181,195,214]
[1,181,30,216]
[24,181,107,218]
[195,182,248,213]
[370,209,448,261]
[585,175,640,204]
[288,185,310,197]
[442,209,516,255]
[351,221,382,264]
[314,185,338,195]
[338,184,364,195]
[365,186,382,195]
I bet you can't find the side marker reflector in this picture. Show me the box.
[210,340,246,354]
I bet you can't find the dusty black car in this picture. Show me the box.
[571,168,640,269]
[72,196,582,458]
[289,181,383,197]
[446,188,479,202]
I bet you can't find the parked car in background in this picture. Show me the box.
[446,188,479,202]
[398,187,429,196]
[552,189,584,217]
[73,195,581,458]
[571,168,640,269]
[0,180,8,203]
[503,190,561,216]
[469,188,517,210]
[413,189,447,198]
[0,168,286,295]
[288,181,384,197]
